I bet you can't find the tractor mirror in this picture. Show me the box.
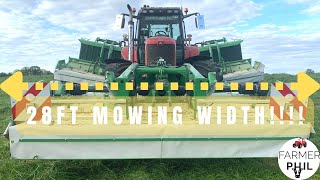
[123,34,128,41]
[186,34,192,42]
[115,14,125,29]
[195,15,205,29]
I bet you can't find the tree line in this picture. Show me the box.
[0,66,53,77]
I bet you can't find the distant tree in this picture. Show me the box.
[0,72,8,77]
[41,69,53,75]
[306,69,315,74]
[20,67,30,76]
[29,66,42,75]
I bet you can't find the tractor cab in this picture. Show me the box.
[136,7,185,66]
[117,5,205,66]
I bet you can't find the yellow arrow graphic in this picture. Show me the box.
[0,71,319,102]
[291,72,320,101]
[0,71,28,101]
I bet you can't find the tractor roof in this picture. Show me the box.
[138,6,183,16]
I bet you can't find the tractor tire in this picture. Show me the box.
[191,60,223,82]
[304,142,307,147]
[293,143,296,148]
[298,144,302,148]
[105,62,131,77]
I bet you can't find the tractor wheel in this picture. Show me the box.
[293,143,296,148]
[191,60,223,82]
[304,142,307,147]
[105,62,131,77]
[298,144,302,148]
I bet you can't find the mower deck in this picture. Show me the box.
[8,125,312,159]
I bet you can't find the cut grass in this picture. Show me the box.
[0,74,319,180]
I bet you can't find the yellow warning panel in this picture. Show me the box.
[170,82,178,90]
[35,82,44,90]
[141,82,148,91]
[215,82,224,90]
[50,82,59,91]
[80,82,88,91]
[200,82,208,90]
[260,82,268,91]
[186,82,194,90]
[65,82,73,90]
[155,82,163,90]
[230,82,238,91]
[110,82,118,90]
[275,82,283,90]
[95,82,104,90]
[245,82,253,90]
[126,82,134,90]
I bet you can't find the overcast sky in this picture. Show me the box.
[0,0,319,74]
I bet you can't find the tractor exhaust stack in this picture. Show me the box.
[127,4,134,62]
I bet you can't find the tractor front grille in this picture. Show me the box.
[145,44,176,66]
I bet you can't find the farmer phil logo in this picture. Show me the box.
[24,105,306,125]
[278,138,320,179]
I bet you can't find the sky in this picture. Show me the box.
[0,0,319,74]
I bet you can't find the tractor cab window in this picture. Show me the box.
[139,15,182,44]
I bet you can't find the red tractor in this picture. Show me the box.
[293,138,307,148]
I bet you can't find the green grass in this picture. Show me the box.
[0,74,319,180]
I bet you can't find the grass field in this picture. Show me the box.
[0,74,319,180]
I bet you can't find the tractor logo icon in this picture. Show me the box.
[292,138,307,148]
